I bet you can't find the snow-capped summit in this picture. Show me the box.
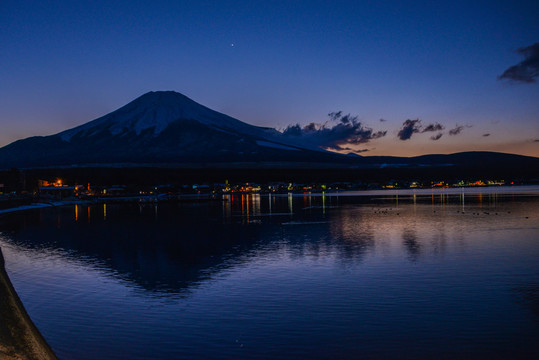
[59,91,273,141]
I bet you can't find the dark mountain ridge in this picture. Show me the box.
[0,91,537,179]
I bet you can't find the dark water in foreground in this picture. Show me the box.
[1,187,539,359]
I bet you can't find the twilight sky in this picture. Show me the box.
[1,0,538,157]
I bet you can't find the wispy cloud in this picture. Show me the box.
[397,119,421,140]
[449,125,465,136]
[397,120,445,140]
[482,133,491,137]
[283,112,387,150]
[430,133,443,141]
[422,123,445,133]
[340,147,370,153]
[499,42,539,83]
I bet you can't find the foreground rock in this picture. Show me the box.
[0,248,58,360]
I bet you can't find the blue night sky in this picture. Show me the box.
[1,0,538,157]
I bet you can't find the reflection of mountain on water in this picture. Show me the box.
[1,192,537,295]
[2,208,379,295]
[0,196,395,294]
[1,204,272,295]
[402,228,420,261]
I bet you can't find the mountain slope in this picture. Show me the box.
[0,91,346,169]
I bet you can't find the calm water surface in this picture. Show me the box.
[1,187,538,359]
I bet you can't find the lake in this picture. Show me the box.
[1,186,538,359]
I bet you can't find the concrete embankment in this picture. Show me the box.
[0,247,58,360]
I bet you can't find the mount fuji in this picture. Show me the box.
[0,91,348,169]
[1,91,538,176]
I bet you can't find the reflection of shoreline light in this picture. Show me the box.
[223,194,231,221]
[288,193,293,214]
[253,194,260,215]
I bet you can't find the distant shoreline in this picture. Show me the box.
[1,185,539,218]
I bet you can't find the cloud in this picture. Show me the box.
[535,139,539,142]
[430,133,443,141]
[397,119,446,140]
[448,124,471,136]
[379,118,387,122]
[397,119,421,140]
[449,125,464,136]
[328,111,343,121]
[498,42,539,83]
[421,122,445,133]
[283,112,387,150]
[340,147,370,153]
[482,133,491,137]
